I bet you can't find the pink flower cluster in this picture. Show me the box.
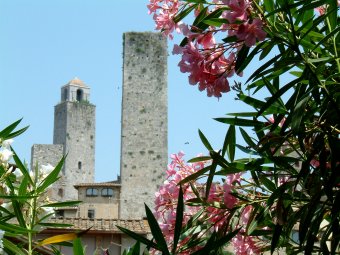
[154,152,204,244]
[147,0,185,39]
[154,152,262,254]
[148,0,267,98]
[232,206,262,255]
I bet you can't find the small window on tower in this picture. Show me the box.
[76,89,83,101]
[88,209,95,219]
[63,88,68,101]
[55,210,64,218]
[58,188,64,198]
[78,161,82,170]
[101,188,114,197]
[86,188,98,197]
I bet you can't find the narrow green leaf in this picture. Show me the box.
[271,224,283,254]
[227,112,258,117]
[222,125,235,162]
[259,175,276,192]
[202,18,228,27]
[145,204,170,255]
[3,238,26,255]
[173,4,197,23]
[73,238,85,255]
[0,119,23,138]
[192,6,208,26]
[206,152,218,199]
[291,96,310,133]
[41,200,81,207]
[187,156,211,163]
[239,127,257,149]
[172,186,184,253]
[178,165,211,185]
[214,117,263,127]
[116,225,158,250]
[257,77,301,117]
[11,148,33,186]
[235,45,250,73]
[198,129,213,151]
[130,241,141,255]
[5,126,29,140]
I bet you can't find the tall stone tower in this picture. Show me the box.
[120,32,168,219]
[53,77,96,201]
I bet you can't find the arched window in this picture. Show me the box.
[101,188,114,197]
[63,88,68,101]
[76,89,83,101]
[86,188,98,197]
[78,161,82,170]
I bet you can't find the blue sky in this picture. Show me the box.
[0,0,249,182]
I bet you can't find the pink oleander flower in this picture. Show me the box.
[154,152,207,252]
[268,115,286,128]
[224,0,250,23]
[232,205,262,254]
[148,0,185,39]
[232,234,262,255]
[236,18,267,47]
[174,42,234,97]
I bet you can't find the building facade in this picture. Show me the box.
[32,32,167,255]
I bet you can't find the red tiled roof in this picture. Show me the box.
[44,218,150,234]
[74,181,121,188]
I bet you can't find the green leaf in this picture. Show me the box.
[206,151,218,199]
[259,175,276,192]
[291,96,310,133]
[239,94,286,114]
[145,204,170,255]
[41,200,81,207]
[192,6,208,26]
[187,156,211,163]
[214,117,263,127]
[239,127,257,149]
[73,238,85,255]
[202,18,229,27]
[271,224,283,254]
[227,112,258,117]
[198,129,213,151]
[5,126,29,140]
[235,45,250,73]
[173,4,198,23]
[11,147,33,186]
[116,225,158,250]
[178,165,211,185]
[3,238,26,255]
[246,53,282,83]
[0,119,23,138]
[172,186,184,253]
[257,77,301,117]
[222,125,235,162]
[0,221,32,234]
[130,241,141,255]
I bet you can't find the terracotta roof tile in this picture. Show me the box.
[45,218,150,234]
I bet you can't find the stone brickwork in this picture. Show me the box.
[53,100,96,201]
[31,144,64,201]
[120,32,168,219]
[31,144,63,169]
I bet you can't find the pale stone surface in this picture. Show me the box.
[119,32,168,219]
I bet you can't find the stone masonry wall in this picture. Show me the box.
[54,101,96,201]
[120,32,167,219]
[31,144,64,201]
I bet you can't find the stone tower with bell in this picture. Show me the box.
[53,77,96,201]
[31,77,96,201]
